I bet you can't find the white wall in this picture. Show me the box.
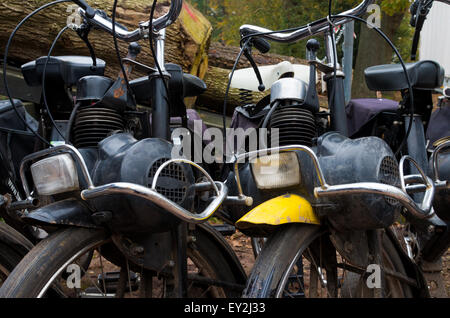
[420,1,450,86]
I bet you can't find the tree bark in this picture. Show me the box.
[208,42,309,69]
[352,7,406,99]
[0,0,212,79]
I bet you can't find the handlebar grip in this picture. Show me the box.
[241,29,271,53]
[72,0,96,19]
[252,37,271,54]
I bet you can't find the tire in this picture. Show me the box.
[0,226,242,298]
[0,222,34,288]
[243,223,414,298]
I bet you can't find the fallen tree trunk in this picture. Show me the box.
[208,42,309,69]
[0,0,212,79]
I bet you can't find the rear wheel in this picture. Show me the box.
[0,226,243,298]
[243,224,414,298]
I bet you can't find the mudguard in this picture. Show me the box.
[236,194,320,237]
[197,223,247,286]
[21,198,100,229]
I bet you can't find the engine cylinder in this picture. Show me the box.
[73,106,125,148]
[269,101,317,147]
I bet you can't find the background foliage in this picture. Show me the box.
[190,0,414,63]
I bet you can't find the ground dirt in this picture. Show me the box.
[83,229,449,298]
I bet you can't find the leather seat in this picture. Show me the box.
[22,56,106,87]
[365,60,444,92]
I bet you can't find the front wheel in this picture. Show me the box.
[0,226,243,298]
[243,224,414,298]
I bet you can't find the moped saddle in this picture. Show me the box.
[21,56,106,87]
[365,60,444,92]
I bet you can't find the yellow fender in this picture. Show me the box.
[236,194,320,237]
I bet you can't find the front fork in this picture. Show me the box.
[148,29,187,297]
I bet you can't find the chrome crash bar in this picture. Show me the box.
[233,144,449,220]
[19,144,227,224]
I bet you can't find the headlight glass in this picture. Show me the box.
[30,154,79,196]
[251,152,300,189]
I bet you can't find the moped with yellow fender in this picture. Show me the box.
[220,0,450,298]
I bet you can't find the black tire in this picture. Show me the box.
[0,227,107,298]
[0,222,34,288]
[243,223,414,298]
[0,226,242,298]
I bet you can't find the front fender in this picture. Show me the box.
[22,199,100,229]
[236,194,320,237]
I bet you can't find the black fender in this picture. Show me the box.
[21,199,100,229]
[197,223,247,286]
[0,221,34,261]
[385,228,430,298]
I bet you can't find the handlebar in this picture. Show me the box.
[77,0,183,42]
[240,0,375,43]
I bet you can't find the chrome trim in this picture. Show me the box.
[239,0,374,44]
[19,144,94,198]
[78,0,183,43]
[81,181,228,224]
[233,144,438,220]
[78,8,142,42]
[151,158,219,195]
[314,182,435,220]
[399,156,435,216]
[37,239,110,298]
[233,145,329,197]
[20,144,226,224]
[431,140,450,182]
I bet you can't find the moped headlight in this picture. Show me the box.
[251,152,300,189]
[30,154,79,196]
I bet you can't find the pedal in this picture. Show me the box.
[212,224,236,236]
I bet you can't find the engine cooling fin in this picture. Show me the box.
[269,104,317,147]
[73,107,125,148]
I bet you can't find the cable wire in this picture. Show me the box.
[3,0,72,147]
[112,0,136,106]
[41,25,70,143]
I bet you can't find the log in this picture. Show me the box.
[0,0,212,79]
[208,42,309,69]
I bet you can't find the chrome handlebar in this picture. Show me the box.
[239,0,375,43]
[77,0,183,42]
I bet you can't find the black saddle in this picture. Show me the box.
[22,56,105,87]
[365,60,445,92]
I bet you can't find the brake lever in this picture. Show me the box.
[410,0,433,60]
[242,41,265,92]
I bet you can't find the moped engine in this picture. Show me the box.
[315,132,402,231]
[268,78,318,147]
[89,133,195,234]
